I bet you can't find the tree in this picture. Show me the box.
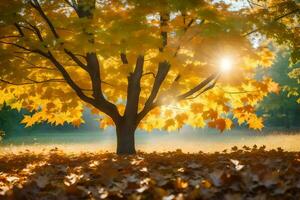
[0,0,299,154]
[286,61,300,104]
[0,103,23,136]
[258,51,300,128]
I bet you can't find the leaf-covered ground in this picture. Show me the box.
[0,146,300,200]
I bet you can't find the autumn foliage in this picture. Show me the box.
[0,0,299,153]
[1,147,300,199]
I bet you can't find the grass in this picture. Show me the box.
[1,129,300,154]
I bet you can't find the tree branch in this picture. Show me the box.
[142,72,156,78]
[124,55,144,119]
[0,41,46,56]
[14,23,24,37]
[26,2,89,73]
[137,72,219,121]
[186,74,220,99]
[30,0,59,39]
[42,51,100,107]
[137,102,158,123]
[64,49,88,70]
[243,8,300,36]
[174,18,195,57]
[120,53,129,64]
[176,72,219,100]
[25,78,65,84]
[26,0,121,122]
[0,35,20,40]
[15,55,56,71]
[0,78,64,86]
[24,21,44,42]
[159,13,169,52]
[137,61,170,122]
[143,61,170,108]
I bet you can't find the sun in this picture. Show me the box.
[220,57,233,72]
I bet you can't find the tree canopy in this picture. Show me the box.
[0,0,299,138]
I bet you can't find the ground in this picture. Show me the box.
[0,146,300,200]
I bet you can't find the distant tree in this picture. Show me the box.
[0,105,99,140]
[286,64,300,105]
[0,103,23,136]
[0,0,299,154]
[259,51,300,128]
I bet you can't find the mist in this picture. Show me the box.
[2,126,300,154]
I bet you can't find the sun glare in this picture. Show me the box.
[220,57,233,72]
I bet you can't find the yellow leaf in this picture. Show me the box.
[21,115,35,128]
[163,119,175,130]
[268,81,280,94]
[190,103,204,114]
[208,118,226,132]
[248,115,263,130]
[72,119,83,127]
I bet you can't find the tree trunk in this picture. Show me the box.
[116,121,136,155]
